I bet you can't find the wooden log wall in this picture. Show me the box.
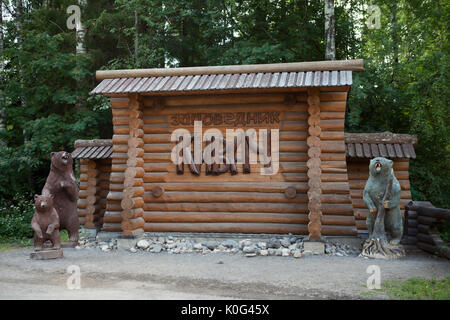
[317,89,358,237]
[403,202,450,258]
[347,158,413,232]
[133,90,358,236]
[120,95,146,236]
[306,88,322,239]
[103,97,130,232]
[78,159,89,226]
[77,159,111,229]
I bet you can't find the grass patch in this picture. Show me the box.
[383,277,450,300]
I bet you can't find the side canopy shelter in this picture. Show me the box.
[88,59,365,238]
[345,132,417,234]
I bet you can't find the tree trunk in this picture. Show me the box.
[390,3,399,81]
[76,0,86,55]
[75,0,87,110]
[0,1,5,144]
[324,0,335,60]
[134,10,139,66]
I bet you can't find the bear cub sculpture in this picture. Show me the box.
[363,157,403,245]
[31,195,61,251]
[42,151,79,246]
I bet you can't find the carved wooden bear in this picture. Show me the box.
[363,157,403,245]
[42,151,79,246]
[31,195,61,251]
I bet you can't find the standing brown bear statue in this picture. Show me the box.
[31,194,61,251]
[42,151,79,247]
[30,194,63,259]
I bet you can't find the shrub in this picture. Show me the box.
[0,194,35,241]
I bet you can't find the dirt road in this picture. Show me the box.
[0,248,448,300]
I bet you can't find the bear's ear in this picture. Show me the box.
[51,152,55,157]
[34,194,39,200]
[389,159,393,165]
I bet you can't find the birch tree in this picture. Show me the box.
[324,0,335,60]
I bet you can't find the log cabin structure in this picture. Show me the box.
[72,59,415,240]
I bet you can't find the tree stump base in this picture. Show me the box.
[359,238,405,259]
[30,248,63,260]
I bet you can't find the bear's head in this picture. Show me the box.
[51,151,73,171]
[369,157,393,177]
[34,194,54,213]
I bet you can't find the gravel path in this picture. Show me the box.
[0,248,448,300]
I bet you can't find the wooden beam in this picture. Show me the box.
[96,59,364,80]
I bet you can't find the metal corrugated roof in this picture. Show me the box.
[72,145,113,159]
[345,143,416,159]
[72,138,416,160]
[91,70,353,95]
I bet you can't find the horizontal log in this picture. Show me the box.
[418,216,436,226]
[143,182,308,193]
[143,212,309,224]
[417,233,438,245]
[321,194,352,204]
[355,219,367,230]
[407,227,418,236]
[319,93,348,103]
[417,242,450,259]
[98,60,364,80]
[143,192,308,203]
[103,211,123,223]
[145,202,307,213]
[320,119,345,131]
[417,224,429,234]
[146,222,296,234]
[320,111,345,120]
[101,223,122,232]
[400,236,417,245]
[413,206,450,220]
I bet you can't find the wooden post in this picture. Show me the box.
[121,94,145,236]
[77,159,89,226]
[84,160,99,228]
[307,88,322,240]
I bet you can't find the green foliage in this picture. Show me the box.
[438,221,450,246]
[383,277,450,300]
[0,194,35,241]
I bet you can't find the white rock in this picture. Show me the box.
[260,249,269,256]
[100,244,110,252]
[257,242,267,250]
[129,247,137,253]
[193,243,203,250]
[282,248,290,256]
[303,250,313,256]
[75,246,82,250]
[293,250,303,258]
[239,239,253,249]
[137,239,150,250]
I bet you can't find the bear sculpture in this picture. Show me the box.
[31,194,61,251]
[42,151,79,247]
[360,157,405,259]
